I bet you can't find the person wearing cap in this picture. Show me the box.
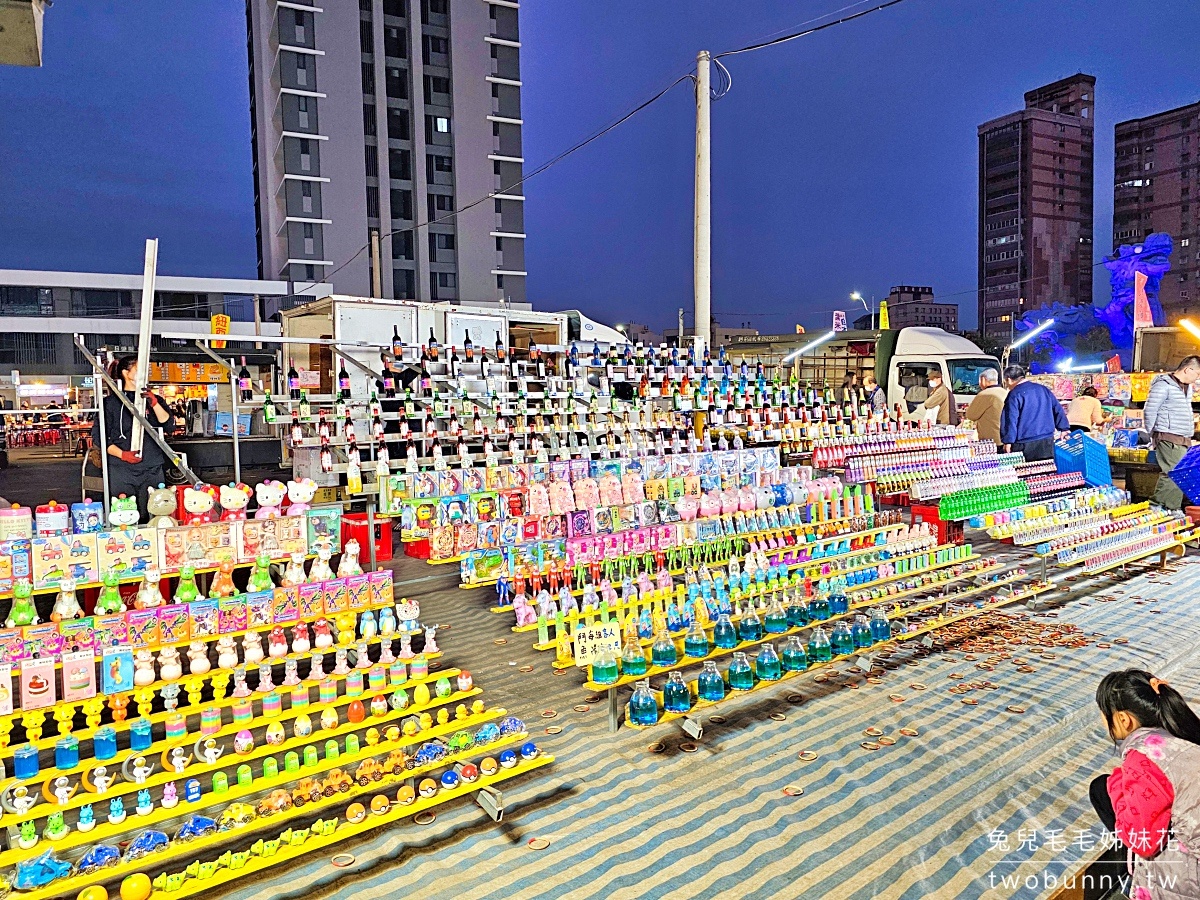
[1000,365,1069,461]
[1142,355,1200,510]
[964,368,1007,445]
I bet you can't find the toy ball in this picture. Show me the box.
[320,708,339,731]
[370,794,390,815]
[79,888,109,900]
[395,784,416,805]
[479,757,499,776]
[459,763,479,783]
[234,730,254,755]
[120,874,152,900]
[440,770,459,790]
[498,749,517,769]
[264,723,285,746]
[417,778,438,798]
[293,714,313,739]
[345,802,367,824]
[520,741,539,761]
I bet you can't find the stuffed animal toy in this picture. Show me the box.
[219,483,252,521]
[254,480,287,519]
[182,484,218,525]
[108,494,140,529]
[285,478,318,516]
[146,484,178,529]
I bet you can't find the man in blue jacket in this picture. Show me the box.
[1000,365,1069,461]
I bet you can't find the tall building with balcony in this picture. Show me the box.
[978,74,1095,338]
[246,0,526,304]
[1113,100,1200,317]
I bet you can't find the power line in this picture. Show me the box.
[715,0,910,58]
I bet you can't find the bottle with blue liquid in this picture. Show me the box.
[756,643,782,681]
[831,621,855,656]
[621,632,648,677]
[662,671,692,713]
[629,680,659,726]
[738,608,763,643]
[697,661,726,702]
[808,626,833,662]
[727,652,755,691]
[870,607,892,643]
[782,635,808,672]
[713,613,738,649]
[651,628,678,668]
[591,647,619,685]
[764,596,788,634]
[786,592,809,628]
[851,615,873,650]
[809,589,831,621]
[684,621,710,658]
[830,587,849,616]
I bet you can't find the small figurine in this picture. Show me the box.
[209,559,239,598]
[167,746,190,774]
[513,592,537,627]
[267,626,288,658]
[281,552,307,587]
[182,483,218,525]
[359,609,378,640]
[219,482,253,521]
[147,483,178,528]
[18,820,38,850]
[108,493,140,528]
[242,632,265,665]
[134,565,164,609]
[282,658,301,687]
[308,540,334,582]
[50,576,83,622]
[133,649,156,687]
[174,565,201,603]
[291,622,312,654]
[161,681,182,711]
[87,765,114,794]
[216,636,239,669]
[187,642,211,676]
[93,571,125,615]
[108,797,126,825]
[397,632,414,660]
[247,553,274,592]
[136,789,153,816]
[6,579,38,627]
[423,624,439,654]
[196,737,224,766]
[284,478,318,516]
[77,803,96,832]
[161,782,179,809]
[312,618,334,649]
[378,606,396,636]
[354,639,372,670]
[254,479,287,519]
[337,538,363,577]
[49,776,75,806]
[158,646,183,682]
[231,666,251,698]
[256,662,275,693]
[333,648,350,675]
[123,754,155,784]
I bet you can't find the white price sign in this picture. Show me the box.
[573,622,621,668]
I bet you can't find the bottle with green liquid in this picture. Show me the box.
[727,651,755,691]
[591,647,619,685]
[650,628,678,668]
[621,632,648,677]
[781,635,808,672]
[808,625,833,662]
[684,621,710,658]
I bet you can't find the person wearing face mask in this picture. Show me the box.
[914,370,957,426]
[92,355,177,521]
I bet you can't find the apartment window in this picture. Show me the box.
[431,154,452,172]
[303,223,315,255]
[359,0,371,10]
[495,237,503,251]
[386,66,408,99]
[433,233,455,250]
[437,272,456,288]
[1182,239,1191,248]
[299,138,312,172]
[359,18,373,54]
[384,26,407,58]
[430,0,447,12]
[362,61,375,95]
[389,148,411,181]
[384,0,404,15]
[294,10,306,43]
[296,96,310,129]
[301,181,313,213]
[0,287,54,316]
[364,144,379,177]
[423,35,448,64]
[1146,162,1153,171]
[393,268,415,300]
[423,75,450,103]
[0,334,56,365]
[390,189,413,219]
[387,108,410,141]
[367,186,380,219]
[391,231,414,259]
[154,292,210,320]
[295,55,308,87]
[428,193,453,219]
[71,289,133,317]
[435,116,449,133]
[496,275,504,289]
[363,104,377,136]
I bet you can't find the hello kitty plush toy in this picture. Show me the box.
[182,484,218,525]
[285,478,318,516]
[219,483,252,521]
[254,480,287,519]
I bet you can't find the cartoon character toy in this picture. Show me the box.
[6,579,38,626]
[134,565,164,609]
[182,483,218,525]
[284,478,318,516]
[147,483,178,528]
[49,575,83,622]
[338,538,363,577]
[219,482,253,521]
[108,494,140,529]
[254,479,287,519]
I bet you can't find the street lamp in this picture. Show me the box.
[1001,317,1055,369]
[850,291,874,329]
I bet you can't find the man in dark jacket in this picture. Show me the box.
[1000,365,1069,461]
[1142,355,1200,509]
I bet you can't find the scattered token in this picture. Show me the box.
[647,741,666,753]
[519,665,534,673]
[493,638,508,645]
[864,727,884,737]
[782,786,805,797]
[1007,705,1027,714]
[888,694,906,703]
[1098,642,1112,649]
[710,715,727,724]
[331,854,356,868]
[877,736,897,746]
[899,727,920,737]
[961,698,978,706]
[541,710,557,719]
[867,677,883,685]
[573,705,590,713]
[786,694,804,704]
[844,682,860,690]
[584,695,601,703]
[415,812,436,826]
[861,741,881,751]
[904,660,920,667]
[814,674,829,683]
[545,725,563,735]
[909,682,927,691]
[1017,666,1035,674]
[680,742,699,753]
[1114,638,1130,645]
[797,750,819,761]
[552,669,567,677]
[948,673,964,680]
[770,713,787,722]
[528,838,551,851]
[429,662,441,671]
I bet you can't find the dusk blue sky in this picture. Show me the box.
[2,1,1198,334]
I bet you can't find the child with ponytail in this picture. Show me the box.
[1092,669,1200,900]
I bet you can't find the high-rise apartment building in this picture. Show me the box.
[1113,100,1200,317]
[246,0,526,304]
[978,74,1095,338]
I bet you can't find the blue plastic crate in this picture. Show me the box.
[1165,445,1200,504]
[1054,433,1112,486]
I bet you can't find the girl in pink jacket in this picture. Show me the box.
[1093,669,1200,900]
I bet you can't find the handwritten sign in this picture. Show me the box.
[572,622,621,668]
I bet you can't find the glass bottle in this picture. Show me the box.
[628,680,658,726]
[697,661,726,702]
[713,613,738,650]
[755,643,782,681]
[651,628,677,668]
[764,595,788,634]
[738,607,763,643]
[851,615,873,650]
[781,635,808,672]
[662,672,691,713]
[809,589,831,621]
[830,621,855,657]
[621,633,648,677]
[829,587,849,616]
[808,626,833,663]
[684,621,710,658]
[869,607,892,643]
[786,592,809,628]
[591,647,619,685]
[727,651,755,691]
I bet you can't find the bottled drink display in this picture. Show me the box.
[851,615,873,650]
[786,594,809,628]
[684,621,710,658]
[764,597,788,633]
[621,634,648,677]
[713,614,738,650]
[237,357,253,402]
[662,671,692,713]
[781,636,808,672]
[287,364,301,400]
[337,360,351,400]
[808,626,833,663]
[651,628,678,668]
[629,680,658,726]
[738,608,764,643]
[809,591,831,621]
[830,622,855,657]
[869,608,892,643]
[697,660,726,702]
[591,648,619,685]
[727,652,755,691]
[755,643,782,681]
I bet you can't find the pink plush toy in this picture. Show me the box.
[675,495,699,521]
[254,480,287,519]
[621,471,645,505]
[699,492,721,519]
[720,488,741,516]
[597,473,623,507]
[285,478,318,516]
[738,486,758,512]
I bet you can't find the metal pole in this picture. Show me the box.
[229,359,242,484]
[95,358,111,510]
[694,50,712,353]
[370,229,383,299]
[130,238,158,454]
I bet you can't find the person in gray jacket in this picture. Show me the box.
[1142,356,1200,509]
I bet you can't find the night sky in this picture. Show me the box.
[1,0,1198,334]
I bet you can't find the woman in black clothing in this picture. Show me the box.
[94,355,176,521]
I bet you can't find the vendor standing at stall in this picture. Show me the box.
[1142,355,1200,510]
[94,355,177,521]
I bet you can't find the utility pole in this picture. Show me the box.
[694,50,712,353]
[370,229,383,299]
[678,307,685,345]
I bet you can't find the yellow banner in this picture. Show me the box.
[211,313,231,350]
[878,300,890,330]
